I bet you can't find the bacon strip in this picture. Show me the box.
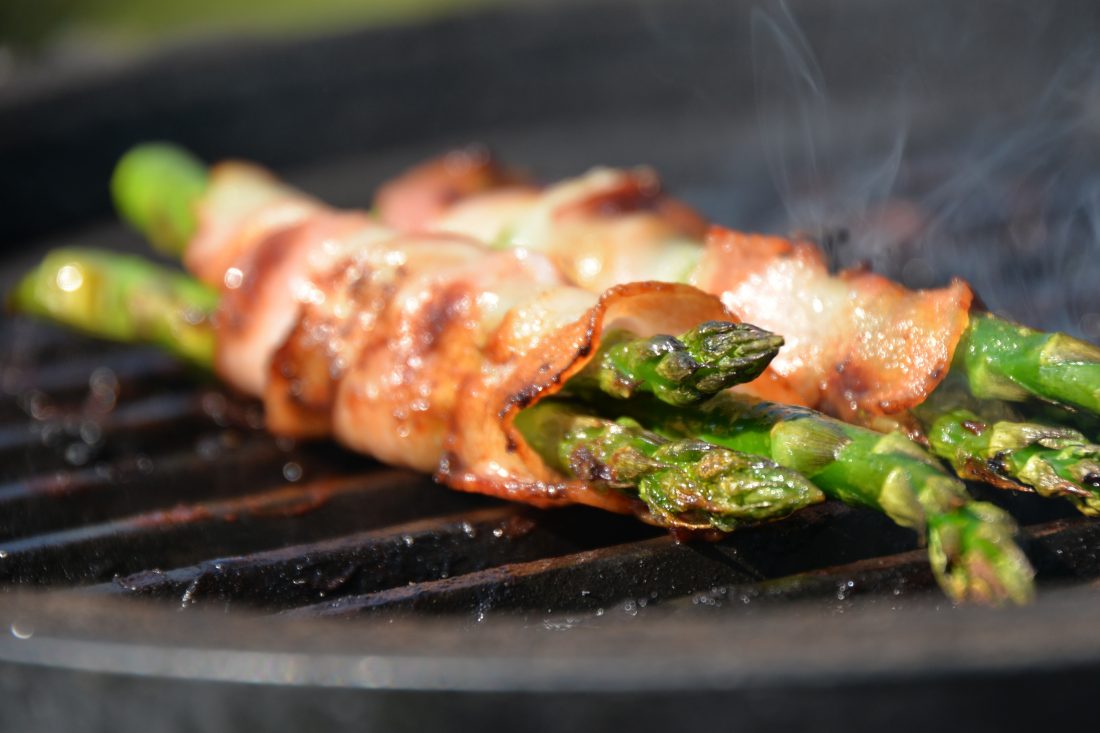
[441,281,730,518]
[385,155,974,430]
[374,146,531,232]
[187,167,736,522]
[699,227,973,426]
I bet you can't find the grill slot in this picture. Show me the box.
[1,349,195,422]
[0,393,247,471]
[88,506,654,610]
[0,437,306,540]
[281,504,919,617]
[0,470,500,585]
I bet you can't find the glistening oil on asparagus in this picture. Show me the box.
[9,248,217,367]
[928,409,1100,515]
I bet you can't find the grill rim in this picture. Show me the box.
[3,585,1100,692]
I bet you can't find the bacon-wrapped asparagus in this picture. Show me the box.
[14,242,817,522]
[12,242,1032,603]
[10,144,1042,603]
[370,152,1100,512]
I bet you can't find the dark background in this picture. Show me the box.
[3,0,1100,338]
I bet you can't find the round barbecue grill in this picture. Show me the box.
[3,0,1100,730]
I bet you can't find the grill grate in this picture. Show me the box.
[2,317,1097,621]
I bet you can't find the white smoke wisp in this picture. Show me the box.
[913,51,1100,338]
[747,2,1100,340]
[749,0,910,269]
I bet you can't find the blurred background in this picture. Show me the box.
[4,0,1099,338]
[0,0,500,58]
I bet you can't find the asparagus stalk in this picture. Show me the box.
[111,143,209,257]
[927,408,1100,515]
[516,401,823,531]
[8,248,217,367]
[596,392,1034,605]
[914,371,1100,514]
[957,312,1100,415]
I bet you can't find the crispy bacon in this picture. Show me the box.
[441,281,731,517]
[384,155,974,430]
[187,162,320,287]
[699,227,973,426]
[189,167,735,521]
[374,145,530,231]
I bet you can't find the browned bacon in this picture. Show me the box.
[388,155,973,431]
[188,162,734,519]
[699,227,973,427]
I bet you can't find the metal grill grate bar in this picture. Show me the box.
[85,504,661,610]
[0,437,310,540]
[287,514,1100,619]
[0,393,244,467]
[0,470,496,585]
[279,503,921,617]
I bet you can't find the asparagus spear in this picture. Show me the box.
[957,312,1100,415]
[593,392,1034,605]
[8,248,217,367]
[914,375,1100,514]
[516,401,823,531]
[111,143,208,257]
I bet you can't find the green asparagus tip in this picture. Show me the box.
[111,143,209,257]
[516,401,822,532]
[633,435,824,532]
[929,409,1100,516]
[573,321,784,407]
[927,502,1035,606]
[678,321,786,390]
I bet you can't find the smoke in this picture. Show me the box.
[912,51,1100,337]
[750,0,910,268]
[747,0,1100,339]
